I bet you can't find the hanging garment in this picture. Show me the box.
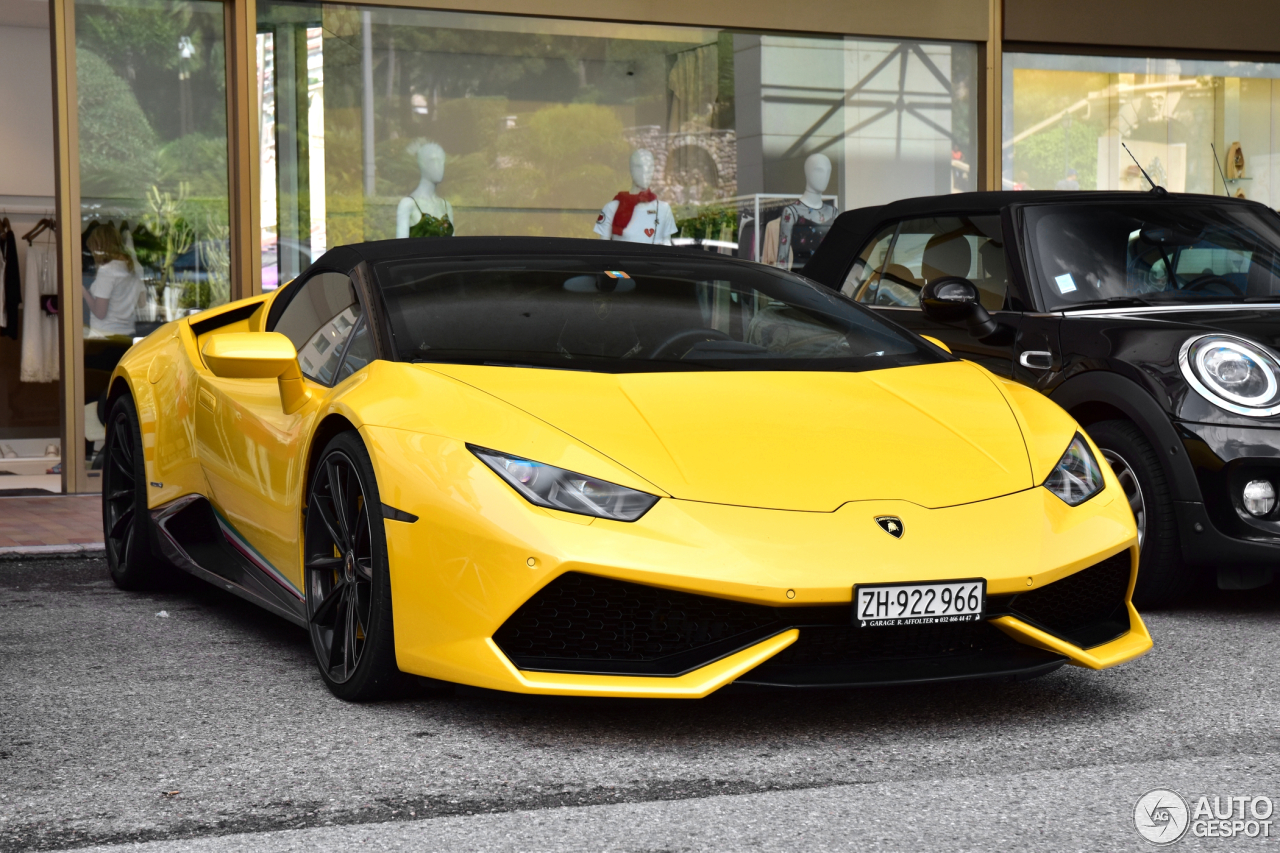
[408,198,454,238]
[776,201,839,270]
[1,231,19,339]
[761,218,781,267]
[20,242,59,383]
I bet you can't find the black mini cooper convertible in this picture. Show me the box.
[805,190,1280,607]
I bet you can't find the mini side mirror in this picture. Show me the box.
[919,276,999,340]
[201,332,311,414]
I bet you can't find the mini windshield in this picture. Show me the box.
[373,255,945,373]
[1022,201,1280,310]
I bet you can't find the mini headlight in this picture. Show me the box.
[468,445,659,522]
[1044,433,1105,506]
[1180,335,1280,416]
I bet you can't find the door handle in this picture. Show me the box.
[1019,350,1053,370]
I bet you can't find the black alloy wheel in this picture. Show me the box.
[1088,419,1197,609]
[102,394,163,589]
[304,431,406,700]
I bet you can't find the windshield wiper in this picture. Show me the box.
[1058,296,1154,311]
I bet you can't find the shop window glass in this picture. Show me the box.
[256,4,978,285]
[1005,53,1280,207]
[76,0,232,481]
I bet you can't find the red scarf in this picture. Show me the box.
[611,190,656,236]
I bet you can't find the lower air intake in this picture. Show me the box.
[493,572,783,677]
[992,550,1133,648]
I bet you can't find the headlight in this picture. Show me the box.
[1043,433,1105,506]
[469,445,659,522]
[1179,335,1280,416]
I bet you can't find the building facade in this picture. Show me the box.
[0,0,1278,491]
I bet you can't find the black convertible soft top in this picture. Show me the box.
[311,236,738,275]
[800,190,1264,286]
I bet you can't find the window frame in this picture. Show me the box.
[267,268,366,387]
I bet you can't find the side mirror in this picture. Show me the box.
[920,276,999,340]
[201,332,311,414]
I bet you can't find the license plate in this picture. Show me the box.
[854,579,986,628]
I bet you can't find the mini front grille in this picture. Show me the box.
[493,572,784,676]
[992,551,1132,648]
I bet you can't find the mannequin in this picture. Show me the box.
[593,149,677,245]
[396,141,455,239]
[774,153,838,269]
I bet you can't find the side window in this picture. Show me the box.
[849,215,1010,311]
[334,319,375,384]
[840,225,897,301]
[270,271,362,386]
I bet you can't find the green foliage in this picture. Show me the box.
[157,134,228,197]
[76,0,227,141]
[76,50,158,198]
[491,104,631,209]
[1013,121,1099,190]
[143,184,194,292]
[676,205,738,241]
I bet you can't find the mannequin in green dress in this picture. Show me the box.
[396,141,455,239]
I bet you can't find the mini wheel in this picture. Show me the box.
[1089,419,1197,608]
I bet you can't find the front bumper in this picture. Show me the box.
[1179,420,1280,585]
[366,425,1149,697]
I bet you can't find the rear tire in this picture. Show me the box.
[1087,419,1197,608]
[303,431,409,701]
[102,394,165,590]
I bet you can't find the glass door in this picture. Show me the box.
[65,0,234,490]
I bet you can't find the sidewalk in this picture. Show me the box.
[0,494,104,556]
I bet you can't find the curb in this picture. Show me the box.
[0,543,106,561]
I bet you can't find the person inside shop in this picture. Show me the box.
[83,223,143,337]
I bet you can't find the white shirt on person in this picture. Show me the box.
[593,199,678,245]
[88,259,143,336]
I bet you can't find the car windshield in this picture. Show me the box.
[373,255,946,373]
[1022,201,1280,310]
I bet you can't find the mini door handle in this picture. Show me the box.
[1019,350,1054,370]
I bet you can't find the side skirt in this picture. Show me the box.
[152,495,308,628]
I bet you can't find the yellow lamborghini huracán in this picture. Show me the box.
[103,237,1151,700]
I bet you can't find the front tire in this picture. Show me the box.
[1088,419,1197,608]
[304,431,407,701]
[102,394,164,589]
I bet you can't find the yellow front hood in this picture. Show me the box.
[425,361,1033,512]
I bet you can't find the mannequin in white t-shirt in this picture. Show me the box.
[396,141,456,239]
[593,149,677,245]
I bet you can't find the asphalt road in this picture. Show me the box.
[1,557,1277,853]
